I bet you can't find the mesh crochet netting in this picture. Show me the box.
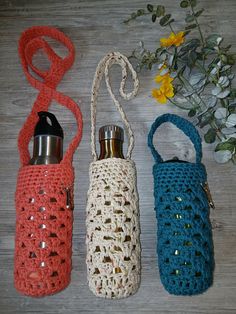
[148,114,214,295]
[86,52,141,298]
[14,26,83,297]
[153,162,214,295]
[86,158,141,299]
[15,164,74,296]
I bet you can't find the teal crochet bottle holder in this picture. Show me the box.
[148,114,214,295]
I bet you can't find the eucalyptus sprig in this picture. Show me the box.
[124,0,236,164]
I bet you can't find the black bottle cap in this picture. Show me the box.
[34,111,64,138]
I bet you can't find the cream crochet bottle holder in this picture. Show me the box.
[86,52,141,299]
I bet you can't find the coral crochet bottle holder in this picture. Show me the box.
[14,26,83,297]
[148,114,214,295]
[86,52,141,299]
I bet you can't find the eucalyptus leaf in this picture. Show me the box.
[214,150,232,163]
[180,0,189,8]
[160,14,171,26]
[188,108,197,117]
[230,88,236,98]
[156,5,165,17]
[218,76,229,88]
[217,89,230,99]
[182,89,196,97]
[189,73,205,86]
[227,134,236,140]
[202,47,215,55]
[187,51,197,67]
[204,128,216,143]
[214,107,227,119]
[221,127,236,135]
[215,142,235,153]
[185,14,194,23]
[225,113,236,127]
[228,74,235,80]
[216,143,235,152]
[185,23,197,30]
[135,9,145,17]
[179,39,200,54]
[198,112,213,128]
[152,14,157,22]
[227,137,236,145]
[206,34,222,48]
[193,78,207,91]
[190,0,197,7]
[147,4,153,12]
[173,96,193,109]
[210,67,219,75]
[229,101,236,108]
[204,96,217,108]
[160,53,167,61]
[194,9,204,17]
[221,65,231,72]
[212,86,221,96]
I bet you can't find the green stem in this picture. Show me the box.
[188,1,205,47]
[168,23,175,34]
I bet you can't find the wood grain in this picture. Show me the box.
[0,0,236,313]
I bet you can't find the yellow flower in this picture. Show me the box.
[152,83,174,104]
[155,73,174,85]
[160,31,185,48]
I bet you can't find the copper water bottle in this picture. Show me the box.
[98,125,124,160]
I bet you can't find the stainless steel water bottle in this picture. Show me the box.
[98,125,124,160]
[30,111,63,165]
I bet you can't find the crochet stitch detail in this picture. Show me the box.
[86,158,141,299]
[86,52,141,299]
[14,26,83,297]
[148,114,214,295]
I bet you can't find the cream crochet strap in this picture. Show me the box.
[91,51,139,160]
[86,52,141,299]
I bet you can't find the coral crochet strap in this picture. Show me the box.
[147,114,214,295]
[86,52,141,299]
[18,26,82,166]
[14,26,82,297]
[91,51,139,160]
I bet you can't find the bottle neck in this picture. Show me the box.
[98,139,124,160]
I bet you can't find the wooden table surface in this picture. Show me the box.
[0,0,236,313]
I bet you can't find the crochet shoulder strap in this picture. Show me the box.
[148,113,202,164]
[90,52,139,161]
[18,26,83,166]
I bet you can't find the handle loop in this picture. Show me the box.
[18,26,83,166]
[90,52,139,161]
[148,114,202,164]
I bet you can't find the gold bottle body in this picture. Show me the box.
[98,139,124,160]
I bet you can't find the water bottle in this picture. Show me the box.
[30,111,63,165]
[98,125,124,160]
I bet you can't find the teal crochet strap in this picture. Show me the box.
[148,113,202,163]
[148,114,214,296]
